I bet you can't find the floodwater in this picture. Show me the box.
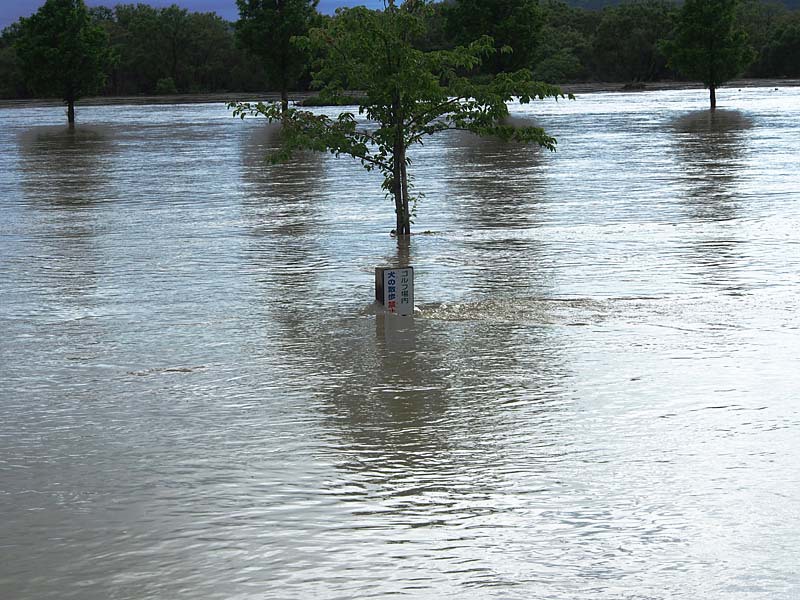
[1,86,799,599]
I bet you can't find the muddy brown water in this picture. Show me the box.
[1,87,799,599]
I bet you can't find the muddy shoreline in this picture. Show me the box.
[1,78,798,109]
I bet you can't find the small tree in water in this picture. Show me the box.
[661,0,755,110]
[229,0,566,236]
[15,0,113,129]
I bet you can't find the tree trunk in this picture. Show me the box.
[710,86,717,110]
[392,146,411,236]
[279,52,289,115]
[171,38,179,88]
[67,98,75,129]
[401,159,410,234]
[391,92,410,236]
[281,86,289,115]
[393,150,405,235]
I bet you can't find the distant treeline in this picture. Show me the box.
[1,4,269,98]
[1,0,798,100]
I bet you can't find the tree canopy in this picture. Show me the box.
[230,0,566,235]
[93,4,265,96]
[15,0,114,127]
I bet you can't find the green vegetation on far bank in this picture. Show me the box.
[2,0,800,105]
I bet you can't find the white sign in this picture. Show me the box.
[378,267,414,316]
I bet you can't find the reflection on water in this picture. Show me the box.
[673,109,752,212]
[5,128,114,361]
[672,111,755,291]
[19,126,114,205]
[446,130,548,229]
[435,131,555,298]
[330,315,452,466]
[1,89,800,599]
[238,122,333,367]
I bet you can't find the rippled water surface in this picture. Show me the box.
[1,87,799,599]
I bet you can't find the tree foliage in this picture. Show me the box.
[235,0,320,111]
[592,0,675,82]
[0,23,26,98]
[444,0,544,73]
[230,0,566,235]
[762,13,800,76]
[93,4,261,95]
[15,0,114,126]
[735,0,788,69]
[533,0,598,82]
[661,0,756,108]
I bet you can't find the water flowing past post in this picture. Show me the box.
[375,267,414,316]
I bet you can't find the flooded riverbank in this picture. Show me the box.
[1,87,799,599]
[1,77,798,110]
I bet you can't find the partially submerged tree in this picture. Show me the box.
[661,0,755,109]
[230,0,565,235]
[15,0,114,128]
[235,0,320,113]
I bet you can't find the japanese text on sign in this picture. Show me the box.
[382,267,413,316]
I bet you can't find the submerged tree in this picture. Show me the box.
[661,0,755,109]
[15,0,114,128]
[230,0,565,235]
[235,0,320,113]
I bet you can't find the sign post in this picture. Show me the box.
[375,267,414,316]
